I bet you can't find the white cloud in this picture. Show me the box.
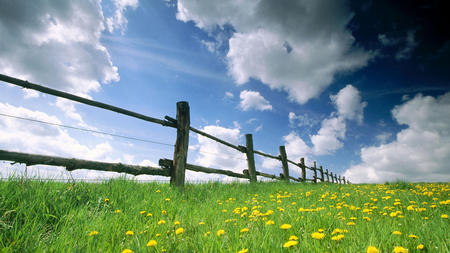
[55,98,83,122]
[176,0,371,104]
[225,91,234,99]
[239,90,272,111]
[311,116,346,155]
[288,112,319,129]
[191,125,247,181]
[344,92,450,183]
[375,132,392,144]
[106,0,139,34]
[395,30,418,61]
[330,84,367,124]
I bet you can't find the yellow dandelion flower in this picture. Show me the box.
[146,240,157,247]
[346,222,355,226]
[280,224,292,230]
[121,249,132,253]
[311,232,325,239]
[155,189,161,192]
[393,246,408,253]
[88,230,99,236]
[417,244,425,250]
[161,210,167,215]
[363,217,371,221]
[104,198,110,203]
[288,235,298,241]
[332,228,343,235]
[174,221,181,225]
[366,246,379,253]
[266,220,275,225]
[237,249,249,253]
[240,228,249,233]
[175,227,184,235]
[217,229,225,236]
[156,233,161,237]
[158,220,166,225]
[204,231,211,237]
[318,228,325,232]
[115,209,121,214]
[393,231,402,235]
[126,230,134,236]
[331,234,344,241]
[140,211,146,215]
[442,214,448,219]
[283,240,299,248]
[165,198,170,201]
[408,234,418,239]
[146,213,152,217]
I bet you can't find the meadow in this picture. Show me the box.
[0,178,448,252]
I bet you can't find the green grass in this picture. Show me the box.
[0,177,449,252]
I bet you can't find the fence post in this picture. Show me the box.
[300,157,306,182]
[330,172,334,183]
[245,134,257,183]
[279,146,289,181]
[325,169,330,182]
[319,166,324,182]
[343,176,346,184]
[334,174,338,184]
[338,175,342,185]
[313,161,317,183]
[171,101,190,188]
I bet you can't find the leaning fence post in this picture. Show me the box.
[279,146,289,181]
[330,172,334,183]
[319,166,324,182]
[334,174,338,184]
[338,175,342,185]
[343,176,346,184]
[245,134,257,183]
[325,169,330,182]
[171,101,190,188]
[313,161,317,183]
[300,157,306,182]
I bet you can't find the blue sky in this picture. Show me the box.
[0,0,449,183]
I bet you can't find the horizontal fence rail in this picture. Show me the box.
[0,73,350,187]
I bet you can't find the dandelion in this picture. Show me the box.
[217,229,225,236]
[283,240,299,248]
[156,189,161,192]
[237,249,248,253]
[204,231,211,237]
[162,210,167,215]
[408,234,418,239]
[126,230,134,236]
[393,246,408,253]
[140,211,146,215]
[158,220,166,225]
[288,235,298,241]
[121,249,132,253]
[240,228,249,233]
[266,220,275,225]
[346,222,355,226]
[88,231,99,236]
[175,227,184,235]
[417,244,425,250]
[311,232,325,239]
[331,234,344,241]
[165,198,170,202]
[146,213,152,217]
[198,221,205,225]
[318,228,325,232]
[147,240,157,247]
[442,214,448,219]
[332,228,343,235]
[366,246,379,253]
[363,217,371,221]
[280,224,292,230]
[104,198,110,203]
[393,231,402,235]
[115,209,121,214]
[174,221,180,225]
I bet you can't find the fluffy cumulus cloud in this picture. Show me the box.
[176,0,371,104]
[190,125,247,181]
[106,0,139,34]
[239,90,272,111]
[344,93,450,183]
[330,85,367,124]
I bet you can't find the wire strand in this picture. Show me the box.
[0,112,174,147]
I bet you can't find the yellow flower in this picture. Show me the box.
[174,220,181,225]
[146,213,152,217]
[442,214,448,219]
[126,230,134,236]
[104,198,110,203]
[237,249,248,253]
[266,220,275,225]
[140,211,146,215]
[204,231,211,237]
[156,189,161,192]
[366,246,379,253]
[288,235,298,241]
[283,240,299,248]
[318,228,325,232]
[147,240,157,247]
[88,230,99,236]
[363,217,371,221]
[346,222,355,226]
[417,244,425,250]
[332,228,343,235]
[115,209,121,214]
[198,221,205,225]
[217,229,225,236]
[165,198,170,201]
[121,249,132,253]
[162,210,167,215]
[158,220,166,225]
[408,234,418,239]
[156,233,161,237]
[175,227,184,235]
[280,224,292,230]
[240,228,249,233]
[393,246,408,253]
[331,234,344,241]
[311,232,325,239]
[393,231,402,235]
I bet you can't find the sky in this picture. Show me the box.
[0,0,449,183]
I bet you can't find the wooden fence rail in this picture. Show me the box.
[0,73,350,187]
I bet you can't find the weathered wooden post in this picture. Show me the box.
[343,176,346,184]
[279,146,289,182]
[330,172,334,183]
[334,174,338,184]
[338,175,342,184]
[300,157,306,182]
[171,101,190,188]
[245,134,257,183]
[319,165,324,182]
[325,169,330,182]
[313,161,317,183]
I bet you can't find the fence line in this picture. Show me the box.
[0,73,350,187]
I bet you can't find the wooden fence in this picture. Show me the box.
[0,74,350,188]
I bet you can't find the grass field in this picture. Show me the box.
[0,178,448,252]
